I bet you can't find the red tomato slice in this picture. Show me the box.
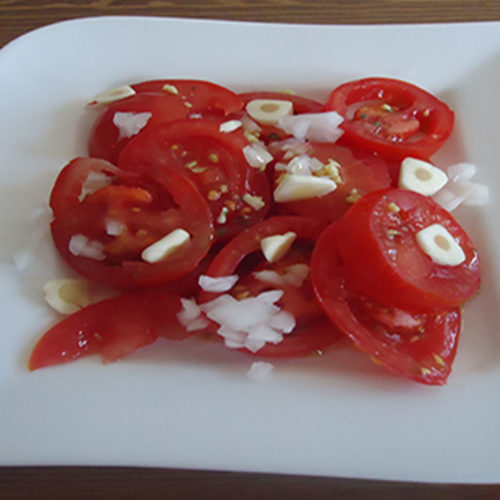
[132,79,243,115]
[239,91,324,143]
[324,77,455,161]
[271,142,391,222]
[336,188,481,312]
[88,92,189,164]
[29,289,188,371]
[50,158,214,289]
[118,118,271,240]
[200,216,342,358]
[311,222,462,385]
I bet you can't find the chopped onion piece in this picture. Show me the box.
[253,270,286,287]
[433,161,489,211]
[199,289,294,353]
[219,120,242,133]
[247,361,274,381]
[268,310,295,333]
[79,171,113,202]
[253,263,309,288]
[268,138,311,160]
[275,154,324,175]
[69,234,106,261]
[176,298,210,332]
[447,163,477,182]
[105,219,125,236]
[112,111,152,139]
[240,114,262,134]
[277,111,344,142]
[198,274,239,292]
[243,143,273,168]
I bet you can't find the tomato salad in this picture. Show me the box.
[28,77,486,385]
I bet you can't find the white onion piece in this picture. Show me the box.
[199,290,294,352]
[253,270,286,287]
[68,234,105,261]
[277,111,344,142]
[268,310,295,333]
[247,361,274,381]
[176,298,210,332]
[253,263,309,288]
[199,274,239,292]
[105,219,125,236]
[275,154,324,175]
[268,138,311,159]
[13,248,32,271]
[79,171,113,202]
[255,289,284,305]
[12,207,53,270]
[177,297,203,324]
[447,162,477,182]
[243,143,273,168]
[433,162,489,211]
[284,263,309,286]
[240,114,262,134]
[112,111,152,139]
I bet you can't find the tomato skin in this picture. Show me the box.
[118,118,271,240]
[271,142,392,222]
[50,158,214,289]
[88,92,189,164]
[324,77,455,161]
[336,188,481,312]
[311,222,462,385]
[29,289,189,371]
[132,79,244,115]
[200,216,343,358]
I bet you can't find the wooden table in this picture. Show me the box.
[1,1,499,498]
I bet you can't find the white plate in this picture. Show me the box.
[0,16,499,483]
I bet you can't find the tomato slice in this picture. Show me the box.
[50,158,214,289]
[324,77,455,161]
[270,141,391,222]
[132,79,243,115]
[118,118,271,240]
[311,222,462,385]
[239,91,324,143]
[200,216,342,357]
[29,289,188,371]
[88,92,189,164]
[336,188,481,312]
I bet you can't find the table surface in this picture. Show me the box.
[1,1,500,498]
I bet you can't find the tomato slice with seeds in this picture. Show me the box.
[336,188,481,312]
[324,77,455,161]
[29,289,189,371]
[118,118,271,240]
[50,158,214,289]
[311,222,462,385]
[88,92,189,164]
[271,142,391,222]
[132,79,243,115]
[200,216,342,357]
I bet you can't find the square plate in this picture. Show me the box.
[0,17,499,483]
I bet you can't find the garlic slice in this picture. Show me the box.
[415,224,466,266]
[246,99,293,126]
